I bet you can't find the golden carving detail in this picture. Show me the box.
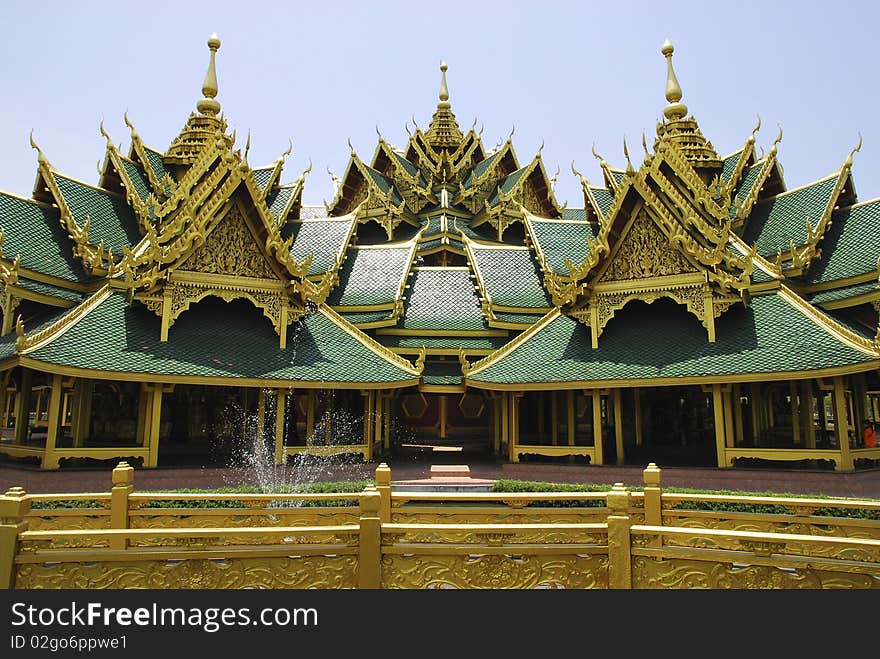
[380,553,608,589]
[16,556,358,589]
[180,206,275,279]
[600,211,695,282]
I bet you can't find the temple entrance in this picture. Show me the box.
[391,390,493,457]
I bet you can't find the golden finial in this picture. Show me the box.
[537,139,544,156]
[661,39,687,120]
[508,125,516,141]
[591,143,607,167]
[376,125,384,142]
[347,137,355,154]
[748,115,761,145]
[197,33,221,116]
[244,129,251,161]
[845,132,862,168]
[770,124,783,156]
[411,115,420,131]
[99,119,112,147]
[29,130,48,166]
[439,61,449,102]
[641,130,649,156]
[404,121,412,137]
[571,160,588,185]
[623,137,634,173]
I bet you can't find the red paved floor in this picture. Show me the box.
[2,457,879,499]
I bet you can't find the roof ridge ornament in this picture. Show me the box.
[439,61,449,102]
[661,39,687,121]
[845,132,862,168]
[197,34,221,117]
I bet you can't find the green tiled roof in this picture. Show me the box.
[469,247,551,308]
[288,218,354,276]
[527,219,596,275]
[266,186,297,223]
[299,205,326,219]
[399,268,488,331]
[143,147,171,188]
[492,312,543,325]
[463,150,503,189]
[364,166,404,207]
[0,305,71,361]
[805,200,880,283]
[252,166,276,194]
[0,192,89,282]
[563,208,587,222]
[609,170,626,187]
[742,175,838,257]
[417,238,444,253]
[809,280,878,305]
[826,309,876,342]
[391,151,427,187]
[327,246,412,306]
[421,216,443,238]
[339,311,394,324]
[487,166,528,207]
[589,187,615,218]
[25,294,417,384]
[120,159,152,201]
[14,277,83,303]
[721,150,743,185]
[468,294,876,384]
[377,335,511,351]
[729,162,764,219]
[54,175,141,253]
[422,361,463,386]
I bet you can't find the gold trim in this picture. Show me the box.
[17,285,112,354]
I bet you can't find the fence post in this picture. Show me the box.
[642,463,662,547]
[375,462,391,523]
[0,487,31,589]
[358,486,382,589]
[606,482,632,590]
[110,461,134,550]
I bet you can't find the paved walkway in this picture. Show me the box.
[2,457,879,499]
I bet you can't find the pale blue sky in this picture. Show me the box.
[1,0,878,209]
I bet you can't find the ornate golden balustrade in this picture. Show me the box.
[2,462,878,589]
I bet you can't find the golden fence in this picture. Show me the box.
[1,462,879,589]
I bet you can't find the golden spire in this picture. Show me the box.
[661,39,687,121]
[165,33,230,165]
[197,34,221,116]
[439,61,449,102]
[425,60,463,151]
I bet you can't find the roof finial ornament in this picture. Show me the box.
[404,121,412,137]
[623,137,634,174]
[537,139,544,156]
[571,160,588,186]
[99,119,113,147]
[282,138,293,160]
[845,132,862,168]
[411,115,420,131]
[661,39,687,121]
[770,124,783,157]
[29,130,48,167]
[375,125,384,142]
[508,125,516,142]
[244,130,251,161]
[748,115,762,145]
[197,33,222,116]
[591,143,607,167]
[439,61,449,102]
[347,137,355,155]
[550,164,560,190]
[641,130,649,156]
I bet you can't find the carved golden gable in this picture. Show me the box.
[180,205,276,279]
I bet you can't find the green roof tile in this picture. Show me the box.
[339,310,394,324]
[809,280,878,304]
[487,166,528,207]
[266,186,297,223]
[492,312,543,325]
[721,150,743,185]
[252,166,276,194]
[805,200,880,283]
[14,277,83,303]
[468,294,875,384]
[463,150,503,189]
[742,175,838,256]
[0,305,71,361]
[26,294,417,383]
[609,170,626,187]
[143,147,171,188]
[563,208,587,222]
[0,192,90,282]
[299,205,326,219]
[399,268,488,331]
[377,335,511,351]
[469,246,551,308]
[528,219,596,275]
[328,246,412,306]
[422,361,463,386]
[590,188,615,218]
[364,166,404,207]
[54,175,141,253]
[120,159,152,201]
[288,218,354,276]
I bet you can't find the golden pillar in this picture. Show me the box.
[633,388,643,448]
[749,382,761,444]
[592,390,604,465]
[144,385,165,468]
[274,389,286,465]
[789,380,801,446]
[732,384,744,447]
[305,391,315,444]
[613,389,624,465]
[256,388,266,443]
[722,387,735,448]
[800,380,816,449]
[40,374,63,470]
[13,368,32,445]
[712,384,727,468]
[833,376,853,472]
[439,394,447,440]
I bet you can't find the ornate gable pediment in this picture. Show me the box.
[179,205,277,279]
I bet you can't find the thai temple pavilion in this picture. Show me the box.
[1,35,879,472]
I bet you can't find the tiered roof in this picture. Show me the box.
[0,36,878,391]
